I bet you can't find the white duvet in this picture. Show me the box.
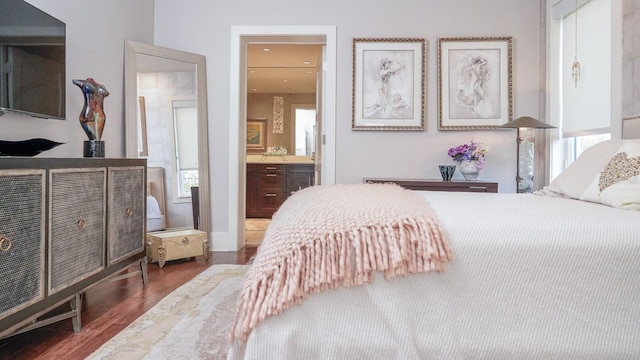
[228,191,640,359]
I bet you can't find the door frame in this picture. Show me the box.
[228,26,337,251]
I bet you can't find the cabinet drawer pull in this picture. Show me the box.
[265,167,278,170]
[265,174,277,177]
[182,237,190,244]
[265,193,277,197]
[0,235,12,252]
[125,207,133,216]
[468,186,487,190]
[77,218,86,229]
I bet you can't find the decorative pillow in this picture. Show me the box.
[599,175,640,210]
[535,139,640,210]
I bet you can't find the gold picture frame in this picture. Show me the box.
[246,118,267,151]
[438,36,513,130]
[352,38,426,131]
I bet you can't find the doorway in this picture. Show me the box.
[227,26,337,251]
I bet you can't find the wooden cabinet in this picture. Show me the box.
[0,158,147,339]
[247,163,314,218]
[286,164,315,196]
[363,178,498,193]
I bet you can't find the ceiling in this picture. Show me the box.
[247,44,323,94]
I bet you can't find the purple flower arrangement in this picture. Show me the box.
[447,141,491,172]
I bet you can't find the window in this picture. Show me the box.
[172,99,198,198]
[548,0,613,179]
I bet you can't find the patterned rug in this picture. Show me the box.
[87,264,249,360]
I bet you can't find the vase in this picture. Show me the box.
[438,165,456,181]
[459,160,479,181]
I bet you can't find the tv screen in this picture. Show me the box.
[0,0,65,120]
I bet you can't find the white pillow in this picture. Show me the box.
[147,195,163,218]
[535,139,640,210]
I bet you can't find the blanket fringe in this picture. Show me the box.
[230,218,452,343]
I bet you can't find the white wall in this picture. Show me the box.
[2,0,154,158]
[153,0,543,243]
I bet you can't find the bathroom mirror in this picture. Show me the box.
[124,40,210,234]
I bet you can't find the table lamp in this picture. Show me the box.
[499,116,556,193]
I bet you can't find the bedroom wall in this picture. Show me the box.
[1,0,154,157]
[153,0,544,248]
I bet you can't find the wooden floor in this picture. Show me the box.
[0,246,258,360]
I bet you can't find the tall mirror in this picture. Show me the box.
[124,40,210,234]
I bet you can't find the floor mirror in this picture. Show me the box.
[124,40,210,235]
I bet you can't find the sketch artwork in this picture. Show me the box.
[362,50,414,119]
[448,49,501,119]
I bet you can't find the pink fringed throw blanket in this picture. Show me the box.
[230,183,453,342]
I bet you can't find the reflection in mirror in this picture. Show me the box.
[124,40,210,234]
[172,98,198,198]
[292,104,316,156]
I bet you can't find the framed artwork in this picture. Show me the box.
[352,38,426,130]
[438,37,513,130]
[246,118,267,151]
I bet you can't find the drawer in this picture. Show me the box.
[249,164,285,174]
[257,172,286,190]
[254,191,286,217]
[146,229,209,268]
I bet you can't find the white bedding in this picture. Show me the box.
[228,191,640,359]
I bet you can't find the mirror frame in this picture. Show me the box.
[124,40,210,235]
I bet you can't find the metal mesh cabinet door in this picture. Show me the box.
[48,168,106,294]
[107,166,145,265]
[0,170,45,318]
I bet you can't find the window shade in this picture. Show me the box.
[561,0,611,137]
[174,105,198,170]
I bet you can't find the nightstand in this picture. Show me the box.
[363,178,498,193]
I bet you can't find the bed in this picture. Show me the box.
[147,166,166,232]
[228,138,640,359]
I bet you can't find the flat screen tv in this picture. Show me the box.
[0,0,65,120]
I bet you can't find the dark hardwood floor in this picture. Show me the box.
[0,246,258,360]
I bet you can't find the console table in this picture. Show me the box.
[0,158,147,339]
[363,178,498,193]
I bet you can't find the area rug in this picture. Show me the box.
[87,264,249,360]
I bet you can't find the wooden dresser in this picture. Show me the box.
[363,178,498,193]
[0,158,147,339]
[246,163,314,218]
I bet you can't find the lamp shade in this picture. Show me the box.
[500,116,556,129]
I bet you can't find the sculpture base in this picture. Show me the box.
[83,140,105,158]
